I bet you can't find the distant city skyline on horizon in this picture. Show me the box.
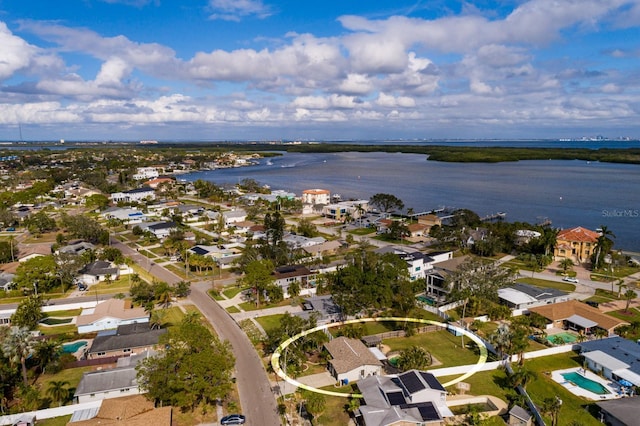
[1,1,640,141]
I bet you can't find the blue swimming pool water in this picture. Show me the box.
[62,341,87,353]
[562,372,610,395]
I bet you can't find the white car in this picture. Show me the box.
[562,276,579,284]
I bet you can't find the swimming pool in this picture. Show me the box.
[561,372,610,395]
[547,332,578,344]
[62,340,87,353]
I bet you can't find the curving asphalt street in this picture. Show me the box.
[111,238,282,426]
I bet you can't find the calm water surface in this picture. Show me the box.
[184,152,640,251]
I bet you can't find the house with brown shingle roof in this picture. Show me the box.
[68,394,171,426]
[324,336,382,384]
[77,299,149,333]
[554,226,599,264]
[528,300,628,336]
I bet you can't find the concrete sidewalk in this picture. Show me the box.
[231,304,303,321]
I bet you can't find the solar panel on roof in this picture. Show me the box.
[419,371,446,391]
[399,371,425,394]
[385,391,406,406]
[416,402,441,421]
[191,247,209,255]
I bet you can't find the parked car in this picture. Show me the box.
[562,276,579,284]
[220,414,246,425]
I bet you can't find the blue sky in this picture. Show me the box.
[1,0,640,141]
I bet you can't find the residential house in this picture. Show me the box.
[596,397,640,426]
[417,214,442,230]
[70,394,172,425]
[324,336,383,384]
[322,200,369,221]
[132,166,162,180]
[74,349,156,404]
[222,209,247,226]
[355,370,451,426]
[110,187,156,203]
[302,188,331,205]
[425,255,472,302]
[139,221,178,239]
[376,246,432,281]
[56,240,96,256]
[100,207,146,224]
[143,177,175,189]
[579,337,640,387]
[297,295,342,324]
[407,222,430,239]
[498,283,571,310]
[283,234,326,250]
[76,299,149,334]
[303,240,342,260]
[0,272,15,292]
[17,243,52,262]
[528,300,629,336]
[554,226,599,264]
[77,260,120,286]
[273,265,316,297]
[514,230,542,246]
[87,323,166,359]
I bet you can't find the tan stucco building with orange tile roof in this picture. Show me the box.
[554,226,600,263]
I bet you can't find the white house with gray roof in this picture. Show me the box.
[110,187,155,203]
[324,336,382,384]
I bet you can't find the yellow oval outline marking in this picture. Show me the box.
[270,317,488,398]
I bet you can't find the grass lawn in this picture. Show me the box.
[35,415,72,425]
[223,285,248,299]
[384,330,481,367]
[255,314,285,335]
[516,277,576,292]
[239,319,264,346]
[45,309,82,317]
[608,307,640,323]
[349,228,376,236]
[226,306,240,313]
[524,353,601,426]
[36,366,93,407]
[38,323,78,336]
[161,306,185,328]
[314,384,354,425]
[238,299,293,312]
[439,369,512,403]
[594,288,622,300]
[90,277,132,294]
[208,289,225,301]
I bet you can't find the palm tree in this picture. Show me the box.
[559,258,574,274]
[1,326,37,385]
[624,289,636,313]
[149,309,166,330]
[593,225,615,270]
[34,339,61,374]
[541,396,562,426]
[510,366,536,390]
[46,380,70,406]
[541,226,559,257]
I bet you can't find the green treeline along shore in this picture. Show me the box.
[188,142,640,164]
[10,141,640,164]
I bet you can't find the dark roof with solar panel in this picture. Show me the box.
[385,391,406,406]
[419,371,446,392]
[400,402,441,421]
[398,371,426,394]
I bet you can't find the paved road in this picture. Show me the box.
[189,282,281,426]
[112,238,282,426]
